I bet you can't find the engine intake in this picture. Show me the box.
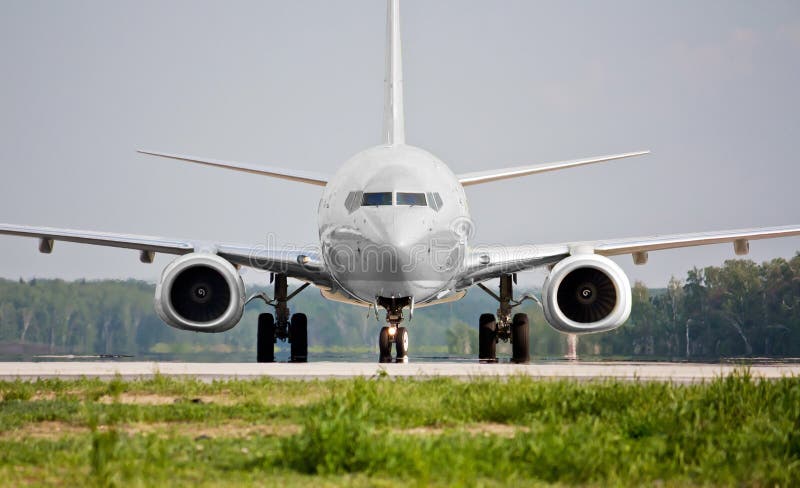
[542,254,631,334]
[155,253,246,333]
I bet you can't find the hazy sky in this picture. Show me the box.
[0,0,799,287]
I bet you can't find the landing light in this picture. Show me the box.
[388,326,397,336]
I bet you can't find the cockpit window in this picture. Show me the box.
[427,192,444,211]
[397,192,426,206]
[362,192,393,206]
[344,191,363,213]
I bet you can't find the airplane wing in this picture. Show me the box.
[590,225,800,257]
[457,224,800,288]
[138,150,330,186]
[0,223,329,285]
[457,151,650,186]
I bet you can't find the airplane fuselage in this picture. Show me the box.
[319,144,470,306]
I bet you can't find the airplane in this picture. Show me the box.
[2,0,799,364]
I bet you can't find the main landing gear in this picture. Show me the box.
[477,274,538,364]
[377,297,411,363]
[249,273,310,363]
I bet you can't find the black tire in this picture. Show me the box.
[479,313,497,362]
[378,326,392,363]
[395,327,409,359]
[289,313,308,363]
[511,313,530,364]
[257,313,275,363]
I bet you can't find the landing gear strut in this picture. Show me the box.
[251,273,310,363]
[377,297,411,363]
[477,274,538,363]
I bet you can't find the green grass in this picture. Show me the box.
[1,371,799,486]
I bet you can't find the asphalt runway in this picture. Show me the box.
[1,361,798,382]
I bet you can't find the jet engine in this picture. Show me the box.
[541,254,631,334]
[155,253,246,333]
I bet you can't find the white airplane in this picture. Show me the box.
[2,0,799,363]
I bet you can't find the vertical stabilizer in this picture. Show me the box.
[383,0,405,145]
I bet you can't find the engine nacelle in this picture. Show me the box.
[541,254,631,334]
[155,253,246,333]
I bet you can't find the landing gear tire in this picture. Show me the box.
[257,313,275,363]
[378,327,392,363]
[479,313,497,363]
[395,326,409,362]
[511,313,530,364]
[289,313,308,363]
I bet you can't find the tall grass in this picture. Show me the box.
[278,372,800,485]
[0,371,798,485]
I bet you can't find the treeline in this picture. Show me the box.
[0,279,178,356]
[592,255,800,358]
[0,254,798,359]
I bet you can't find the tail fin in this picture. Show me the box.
[383,0,405,145]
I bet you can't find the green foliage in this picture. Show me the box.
[587,253,800,358]
[90,428,121,486]
[282,379,379,474]
[0,380,34,401]
[445,321,477,354]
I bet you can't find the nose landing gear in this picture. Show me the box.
[377,297,411,363]
[477,274,539,364]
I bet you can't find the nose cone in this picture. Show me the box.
[391,209,432,251]
[328,207,462,303]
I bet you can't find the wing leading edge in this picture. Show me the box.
[0,223,193,255]
[457,151,650,186]
[138,150,329,186]
[591,225,800,257]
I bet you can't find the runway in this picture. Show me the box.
[0,361,798,382]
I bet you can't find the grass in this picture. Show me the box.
[0,371,799,486]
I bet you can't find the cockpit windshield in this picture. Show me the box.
[346,191,443,211]
[396,192,427,206]
[362,192,393,206]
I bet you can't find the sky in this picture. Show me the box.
[0,0,799,288]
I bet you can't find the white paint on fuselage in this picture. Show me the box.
[319,144,470,305]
